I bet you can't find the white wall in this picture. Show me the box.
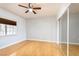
[27,16,57,42]
[0,8,27,48]
[0,8,58,48]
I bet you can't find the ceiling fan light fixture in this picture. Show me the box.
[29,8,32,12]
[18,3,41,14]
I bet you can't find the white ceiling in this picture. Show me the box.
[0,3,62,19]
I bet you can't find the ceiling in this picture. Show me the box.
[0,3,62,19]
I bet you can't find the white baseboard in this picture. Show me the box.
[0,39,27,49]
[59,42,79,45]
[28,39,58,43]
[69,42,79,45]
[1,39,79,50]
[0,39,58,49]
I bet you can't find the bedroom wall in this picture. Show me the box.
[27,16,57,42]
[0,8,27,48]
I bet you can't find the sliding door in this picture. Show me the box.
[69,3,79,56]
[59,11,67,56]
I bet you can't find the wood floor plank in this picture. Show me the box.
[16,40,62,56]
[69,44,79,56]
[0,40,28,56]
[0,40,64,56]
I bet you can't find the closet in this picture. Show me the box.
[58,3,79,56]
[59,10,67,56]
[69,3,79,56]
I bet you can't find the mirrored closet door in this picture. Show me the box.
[69,3,79,56]
[59,11,67,56]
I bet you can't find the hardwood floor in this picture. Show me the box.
[15,40,63,56]
[59,43,67,56]
[0,40,63,56]
[69,44,79,56]
[59,43,79,56]
[1,40,79,56]
[0,40,27,56]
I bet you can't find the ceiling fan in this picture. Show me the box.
[18,3,41,14]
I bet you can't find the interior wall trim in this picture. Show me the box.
[0,39,58,49]
[0,39,27,49]
[27,39,58,43]
[59,42,79,45]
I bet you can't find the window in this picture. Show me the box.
[7,25,16,35]
[0,18,16,36]
[0,24,5,36]
[0,24,16,36]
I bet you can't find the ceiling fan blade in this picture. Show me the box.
[33,7,41,10]
[29,3,31,8]
[18,4,28,8]
[25,10,29,13]
[33,11,36,14]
